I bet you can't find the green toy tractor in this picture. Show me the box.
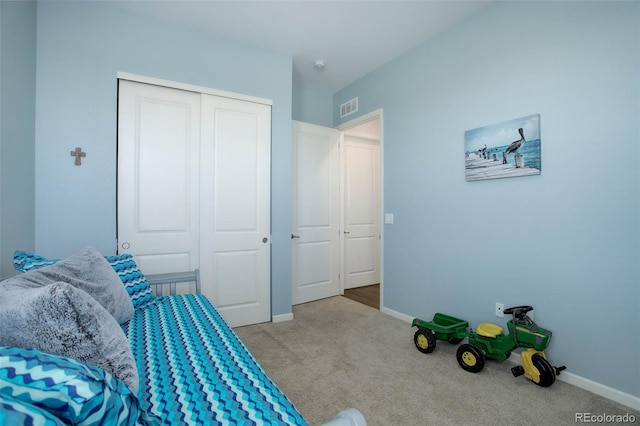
[412,305,566,387]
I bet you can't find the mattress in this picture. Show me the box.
[122,294,307,425]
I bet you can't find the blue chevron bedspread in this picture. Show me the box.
[121,294,307,425]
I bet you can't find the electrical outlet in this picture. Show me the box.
[495,302,504,317]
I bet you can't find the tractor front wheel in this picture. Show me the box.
[532,355,556,387]
[456,344,485,373]
[414,329,436,354]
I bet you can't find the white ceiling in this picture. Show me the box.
[112,0,492,93]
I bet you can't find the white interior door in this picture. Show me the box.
[343,136,381,289]
[200,95,271,327]
[292,121,341,305]
[117,80,201,279]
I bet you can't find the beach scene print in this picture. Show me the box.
[465,114,541,181]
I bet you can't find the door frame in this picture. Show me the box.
[336,108,384,309]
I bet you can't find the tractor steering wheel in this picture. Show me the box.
[504,305,533,319]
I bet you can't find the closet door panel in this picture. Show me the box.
[117,80,200,285]
[200,94,271,327]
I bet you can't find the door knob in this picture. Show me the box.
[291,234,300,239]
[262,237,269,243]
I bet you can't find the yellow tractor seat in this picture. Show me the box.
[476,323,503,338]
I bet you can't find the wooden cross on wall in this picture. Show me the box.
[70,147,86,166]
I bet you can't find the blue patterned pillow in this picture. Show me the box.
[104,254,155,310]
[14,251,155,310]
[13,251,57,271]
[0,347,154,426]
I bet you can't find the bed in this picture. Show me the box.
[0,247,365,426]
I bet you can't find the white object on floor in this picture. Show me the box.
[322,408,367,426]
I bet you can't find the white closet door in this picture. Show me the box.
[118,79,271,326]
[291,121,341,305]
[200,95,271,327]
[117,80,201,279]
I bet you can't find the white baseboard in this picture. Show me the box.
[381,305,640,411]
[381,306,414,323]
[507,352,640,411]
[559,370,640,411]
[272,312,294,323]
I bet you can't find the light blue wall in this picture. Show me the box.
[335,2,639,397]
[34,2,294,317]
[292,83,334,127]
[0,1,36,279]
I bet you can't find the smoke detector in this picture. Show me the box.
[313,59,325,70]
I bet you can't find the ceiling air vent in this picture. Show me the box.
[339,97,358,118]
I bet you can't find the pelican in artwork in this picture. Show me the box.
[502,127,526,165]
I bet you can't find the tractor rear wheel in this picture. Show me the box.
[414,329,436,354]
[456,344,485,373]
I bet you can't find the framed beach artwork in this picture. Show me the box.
[464,114,541,181]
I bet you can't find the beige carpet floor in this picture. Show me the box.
[234,296,638,426]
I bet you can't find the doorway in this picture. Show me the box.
[339,111,382,309]
[291,111,383,310]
